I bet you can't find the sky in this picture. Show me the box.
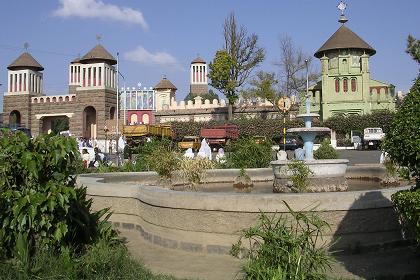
[1,0,419,112]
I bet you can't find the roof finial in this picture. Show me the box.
[337,1,348,24]
[162,74,167,79]
[23,42,29,52]
[96,34,102,43]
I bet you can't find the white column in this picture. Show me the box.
[69,66,72,84]
[40,75,43,94]
[8,73,12,92]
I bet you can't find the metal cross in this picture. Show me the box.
[96,34,102,42]
[338,1,347,16]
[23,42,29,51]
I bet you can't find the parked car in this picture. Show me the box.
[11,127,32,139]
[178,136,201,151]
[278,135,302,151]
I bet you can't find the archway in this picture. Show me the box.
[41,116,70,134]
[142,114,150,124]
[109,107,115,120]
[130,113,138,125]
[9,110,21,127]
[83,106,97,139]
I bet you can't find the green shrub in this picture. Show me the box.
[231,203,332,279]
[382,76,420,187]
[226,138,273,168]
[287,160,313,192]
[0,130,118,261]
[133,137,175,171]
[0,241,181,280]
[179,157,215,189]
[146,146,181,179]
[314,139,339,160]
[391,188,420,244]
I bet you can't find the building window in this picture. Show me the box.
[9,74,13,92]
[93,67,96,86]
[88,68,91,86]
[335,78,340,93]
[83,68,86,87]
[23,73,26,91]
[98,67,101,86]
[343,79,348,92]
[78,66,80,83]
[351,78,357,92]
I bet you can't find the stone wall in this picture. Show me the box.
[80,170,406,256]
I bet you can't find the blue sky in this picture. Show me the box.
[1,0,419,112]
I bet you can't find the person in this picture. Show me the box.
[89,147,103,168]
[276,149,288,160]
[184,148,195,159]
[197,138,211,159]
[81,148,91,168]
[215,148,226,163]
[380,151,388,164]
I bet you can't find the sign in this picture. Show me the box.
[277,97,291,111]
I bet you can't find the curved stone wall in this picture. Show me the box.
[80,169,408,255]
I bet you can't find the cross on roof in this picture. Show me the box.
[337,1,347,16]
[96,34,102,43]
[23,42,29,51]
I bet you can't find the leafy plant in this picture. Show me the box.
[146,146,180,180]
[231,203,332,280]
[0,130,119,260]
[314,139,339,160]
[179,157,214,189]
[382,76,420,188]
[286,160,313,192]
[226,137,273,169]
[391,188,420,244]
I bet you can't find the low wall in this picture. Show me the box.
[80,169,407,256]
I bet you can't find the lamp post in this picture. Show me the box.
[305,59,309,114]
[116,52,120,166]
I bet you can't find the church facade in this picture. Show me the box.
[3,44,118,139]
[306,16,396,120]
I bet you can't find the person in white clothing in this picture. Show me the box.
[184,148,195,159]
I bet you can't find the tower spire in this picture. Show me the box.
[337,1,348,24]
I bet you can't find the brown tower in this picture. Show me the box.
[189,57,208,96]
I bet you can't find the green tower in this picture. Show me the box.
[305,4,396,121]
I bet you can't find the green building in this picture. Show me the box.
[306,15,396,120]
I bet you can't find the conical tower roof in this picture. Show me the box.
[79,44,117,65]
[191,56,206,64]
[314,25,376,58]
[153,77,177,90]
[8,52,44,71]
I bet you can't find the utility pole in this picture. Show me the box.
[116,52,120,166]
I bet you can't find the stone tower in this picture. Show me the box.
[189,57,208,96]
[154,77,177,111]
[71,44,118,139]
[307,5,395,120]
[3,51,44,128]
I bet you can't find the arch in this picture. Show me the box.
[9,110,21,127]
[58,97,63,102]
[52,97,57,102]
[83,106,97,139]
[142,114,150,124]
[343,78,348,93]
[46,97,50,103]
[351,78,357,92]
[40,98,44,103]
[65,96,69,102]
[109,107,116,120]
[130,113,138,124]
[335,78,340,93]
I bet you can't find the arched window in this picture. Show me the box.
[343,79,348,92]
[351,78,357,92]
[335,78,340,93]
[130,114,138,125]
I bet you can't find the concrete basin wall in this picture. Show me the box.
[79,169,406,255]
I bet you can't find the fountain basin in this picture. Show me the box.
[271,159,349,192]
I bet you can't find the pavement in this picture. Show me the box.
[122,229,420,280]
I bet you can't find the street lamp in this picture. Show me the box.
[304,59,310,114]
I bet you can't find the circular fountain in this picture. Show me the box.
[271,95,349,192]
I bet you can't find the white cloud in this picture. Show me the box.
[124,46,183,69]
[53,0,148,30]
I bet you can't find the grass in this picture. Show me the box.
[0,241,184,280]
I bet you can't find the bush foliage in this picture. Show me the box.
[226,137,273,169]
[382,77,420,187]
[0,130,118,260]
[391,188,420,244]
[179,157,215,189]
[231,203,332,279]
[314,139,339,160]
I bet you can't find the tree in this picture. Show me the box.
[184,89,219,102]
[209,13,265,120]
[243,71,278,105]
[275,35,319,101]
[382,76,420,187]
[406,35,420,64]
